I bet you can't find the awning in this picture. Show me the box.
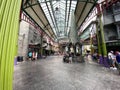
[22,0,57,40]
[75,0,97,30]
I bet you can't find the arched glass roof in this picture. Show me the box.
[22,0,98,42]
[39,0,77,39]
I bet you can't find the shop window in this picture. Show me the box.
[109,36,117,40]
[113,2,120,13]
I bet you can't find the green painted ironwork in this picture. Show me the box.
[99,14,107,56]
[0,0,22,90]
[96,22,102,56]
[23,3,38,9]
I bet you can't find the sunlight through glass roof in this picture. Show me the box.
[38,0,77,39]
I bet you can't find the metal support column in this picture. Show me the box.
[0,0,22,90]
[96,21,102,64]
[98,14,109,67]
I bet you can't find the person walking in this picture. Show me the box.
[116,51,120,64]
[108,51,117,70]
[28,51,32,60]
[115,51,120,75]
[32,51,36,61]
[35,52,38,60]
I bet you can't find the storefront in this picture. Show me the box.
[106,41,120,52]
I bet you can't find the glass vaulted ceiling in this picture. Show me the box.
[38,0,77,39]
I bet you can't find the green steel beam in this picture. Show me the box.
[0,0,12,89]
[97,11,109,67]
[0,0,7,28]
[99,14,107,56]
[96,22,102,56]
[0,0,22,90]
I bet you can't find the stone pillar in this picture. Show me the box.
[18,21,29,60]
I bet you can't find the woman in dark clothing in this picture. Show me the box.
[115,51,120,75]
[116,51,120,64]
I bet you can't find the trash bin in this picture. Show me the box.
[17,56,20,62]
[17,56,23,62]
[20,56,23,62]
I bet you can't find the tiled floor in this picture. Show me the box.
[13,56,120,90]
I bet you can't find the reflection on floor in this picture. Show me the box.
[13,56,120,90]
